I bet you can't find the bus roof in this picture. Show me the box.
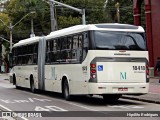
[13,36,41,48]
[46,23,144,39]
[13,23,144,48]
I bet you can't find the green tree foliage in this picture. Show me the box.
[4,0,50,41]
[0,13,10,72]
[118,0,134,24]
[0,0,142,41]
[58,16,81,28]
[0,0,146,72]
[104,0,134,24]
[0,13,10,35]
[56,0,134,28]
[57,0,106,28]
[0,13,10,52]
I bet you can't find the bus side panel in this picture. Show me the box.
[44,64,88,95]
[65,64,89,95]
[13,66,36,88]
[44,65,62,93]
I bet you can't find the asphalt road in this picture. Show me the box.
[0,77,160,120]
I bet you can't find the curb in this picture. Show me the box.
[121,96,160,104]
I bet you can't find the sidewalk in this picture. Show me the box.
[0,73,9,81]
[122,77,160,104]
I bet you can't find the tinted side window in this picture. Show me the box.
[61,37,72,63]
[45,32,85,64]
[33,43,38,64]
[46,39,59,64]
[82,32,89,60]
[13,43,38,65]
[72,34,82,63]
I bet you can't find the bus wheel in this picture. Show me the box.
[30,78,35,93]
[103,94,122,102]
[13,75,19,89]
[63,80,71,101]
[13,74,16,85]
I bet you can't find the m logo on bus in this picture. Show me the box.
[120,72,126,80]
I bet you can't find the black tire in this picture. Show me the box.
[103,94,121,102]
[16,85,20,89]
[13,75,20,89]
[13,75,16,85]
[63,80,71,101]
[30,78,35,93]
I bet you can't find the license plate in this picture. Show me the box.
[118,88,128,91]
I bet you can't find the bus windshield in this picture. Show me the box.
[94,31,147,51]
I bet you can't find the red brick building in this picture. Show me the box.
[133,0,160,68]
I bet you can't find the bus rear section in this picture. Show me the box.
[87,27,149,100]
[89,56,149,95]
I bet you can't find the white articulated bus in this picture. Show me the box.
[10,23,149,101]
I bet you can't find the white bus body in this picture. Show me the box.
[10,23,149,101]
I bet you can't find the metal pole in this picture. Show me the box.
[52,0,81,13]
[54,5,58,29]
[49,0,86,25]
[31,17,33,34]
[82,9,86,25]
[115,2,120,23]
[0,37,12,43]
[1,12,34,51]
[9,23,12,53]
[104,0,108,9]
[30,17,35,37]
[50,0,56,31]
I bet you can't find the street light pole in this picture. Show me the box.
[50,0,54,31]
[48,0,86,27]
[30,17,35,37]
[50,0,56,31]
[115,2,120,23]
[43,0,56,31]
[0,12,35,53]
[0,19,12,53]
[9,23,12,53]
[82,9,86,25]
[104,0,108,9]
[50,0,86,25]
